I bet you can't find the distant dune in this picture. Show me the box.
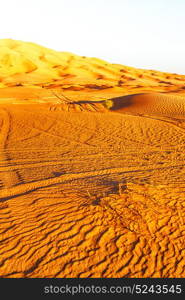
[0,39,185,278]
[0,39,185,101]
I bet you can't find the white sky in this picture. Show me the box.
[0,0,185,74]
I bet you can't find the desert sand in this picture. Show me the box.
[0,39,185,278]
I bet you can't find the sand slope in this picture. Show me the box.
[0,40,185,278]
[111,93,185,116]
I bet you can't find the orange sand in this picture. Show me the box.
[0,39,185,278]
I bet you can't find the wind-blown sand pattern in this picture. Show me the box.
[0,39,185,278]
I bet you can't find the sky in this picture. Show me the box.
[0,0,185,74]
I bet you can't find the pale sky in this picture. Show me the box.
[0,0,185,74]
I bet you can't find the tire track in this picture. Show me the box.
[1,163,185,201]
[0,109,21,188]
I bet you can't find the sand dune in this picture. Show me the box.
[110,93,185,116]
[0,39,185,98]
[0,40,185,278]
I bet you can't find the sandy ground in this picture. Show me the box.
[0,40,185,278]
